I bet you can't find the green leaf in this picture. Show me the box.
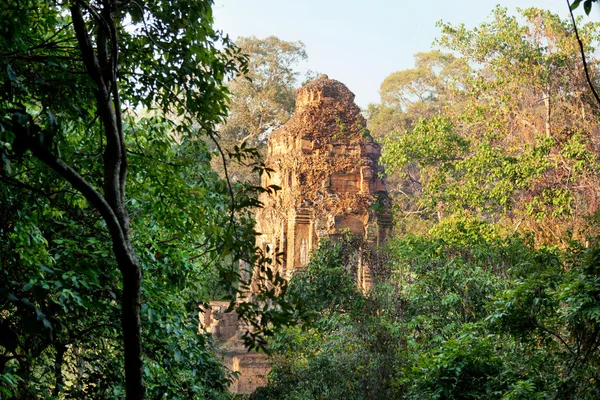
[571,0,582,11]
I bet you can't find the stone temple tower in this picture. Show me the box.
[254,74,391,289]
[201,75,391,394]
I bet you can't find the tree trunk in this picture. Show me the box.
[32,145,146,400]
[543,90,551,137]
[120,254,144,400]
[68,3,146,398]
[52,343,66,397]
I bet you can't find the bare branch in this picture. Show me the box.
[567,0,600,108]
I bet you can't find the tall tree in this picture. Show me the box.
[0,0,246,397]
[214,36,308,182]
[367,51,469,142]
[0,116,248,398]
[222,36,307,147]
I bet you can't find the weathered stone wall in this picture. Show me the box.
[255,74,391,286]
[201,75,391,395]
[199,302,269,395]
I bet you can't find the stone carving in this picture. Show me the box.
[254,74,391,287]
[201,75,391,394]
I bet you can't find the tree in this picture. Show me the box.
[0,0,248,397]
[367,50,469,142]
[0,116,246,398]
[365,50,472,235]
[223,36,307,148]
[214,36,308,182]
[257,217,600,399]
[380,7,600,245]
[253,239,400,400]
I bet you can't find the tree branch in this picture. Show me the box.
[71,2,124,227]
[69,4,103,87]
[51,343,66,398]
[567,0,600,108]
[29,144,128,260]
[533,320,577,358]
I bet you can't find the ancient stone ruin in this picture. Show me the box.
[254,74,390,287]
[200,74,391,394]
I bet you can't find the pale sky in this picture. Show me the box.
[213,0,595,108]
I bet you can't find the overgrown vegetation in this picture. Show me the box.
[374,7,600,246]
[3,1,600,399]
[254,226,600,399]
[0,0,285,398]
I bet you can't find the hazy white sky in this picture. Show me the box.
[213,0,595,107]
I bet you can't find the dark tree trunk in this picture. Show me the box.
[52,343,65,397]
[120,253,144,400]
[33,3,148,399]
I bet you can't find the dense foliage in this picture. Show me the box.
[0,116,247,398]
[374,7,600,246]
[255,222,600,399]
[0,0,282,398]
[254,9,600,399]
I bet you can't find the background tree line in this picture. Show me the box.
[371,7,600,247]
